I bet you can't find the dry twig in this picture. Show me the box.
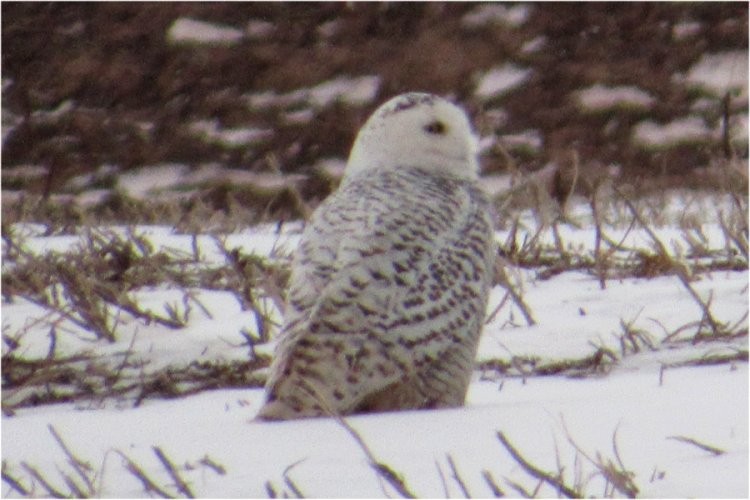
[152,447,195,498]
[497,431,581,498]
[333,415,416,498]
[118,451,175,498]
[446,454,471,498]
[667,435,726,456]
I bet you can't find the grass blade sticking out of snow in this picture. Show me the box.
[560,421,639,498]
[212,235,288,343]
[478,343,618,379]
[616,188,727,339]
[497,431,581,498]
[333,414,416,498]
[4,227,189,343]
[445,453,471,498]
[118,451,176,498]
[718,210,748,260]
[19,462,67,498]
[617,312,657,356]
[666,435,726,456]
[481,469,505,497]
[1,462,30,496]
[281,459,306,498]
[490,258,536,326]
[3,426,217,498]
[152,447,195,498]
[47,425,95,496]
[3,426,98,498]
[2,225,283,410]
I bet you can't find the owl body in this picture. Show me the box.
[257,93,495,420]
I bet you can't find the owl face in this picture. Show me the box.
[345,93,480,180]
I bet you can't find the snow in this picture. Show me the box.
[65,164,119,191]
[282,108,315,125]
[2,77,12,93]
[2,365,746,497]
[2,192,747,497]
[313,157,348,180]
[216,171,306,191]
[631,116,712,150]
[731,113,749,147]
[317,20,341,40]
[166,18,244,46]
[672,21,702,41]
[497,129,543,154]
[576,84,655,112]
[685,50,749,99]
[245,19,275,40]
[113,162,305,199]
[483,107,510,129]
[188,119,272,149]
[475,64,532,101]
[246,89,306,110]
[476,175,513,197]
[246,75,381,111]
[116,163,189,198]
[520,36,546,54]
[308,76,381,108]
[29,99,74,123]
[1,165,48,182]
[461,4,531,29]
[479,270,747,362]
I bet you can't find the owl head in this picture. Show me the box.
[345,93,480,181]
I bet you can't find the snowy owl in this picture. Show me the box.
[257,92,495,420]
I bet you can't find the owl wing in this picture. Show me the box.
[268,175,494,413]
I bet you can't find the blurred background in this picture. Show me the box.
[2,2,748,223]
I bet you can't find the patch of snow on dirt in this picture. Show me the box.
[2,165,48,182]
[188,120,272,149]
[282,108,315,125]
[224,171,307,190]
[313,157,348,180]
[672,20,702,41]
[317,19,341,40]
[576,84,655,112]
[167,18,244,46]
[308,75,381,108]
[29,99,75,124]
[245,19,275,40]
[245,90,305,110]
[245,75,380,110]
[631,116,712,150]
[475,64,532,100]
[117,163,189,198]
[461,4,531,29]
[498,129,543,153]
[685,50,749,99]
[520,36,546,54]
[64,164,119,192]
[730,113,749,147]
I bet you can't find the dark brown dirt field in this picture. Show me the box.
[2,2,747,223]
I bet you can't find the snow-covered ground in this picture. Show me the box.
[3,363,746,498]
[2,192,748,497]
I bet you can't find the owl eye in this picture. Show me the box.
[424,120,447,135]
